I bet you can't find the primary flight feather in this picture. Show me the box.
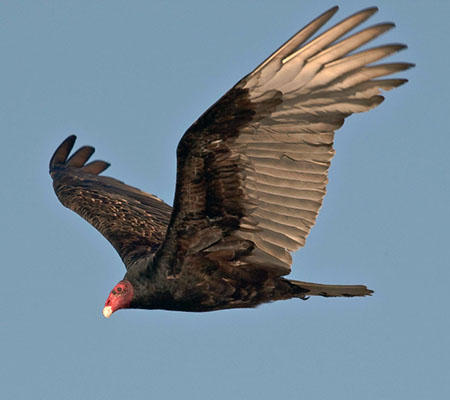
[49,6,412,317]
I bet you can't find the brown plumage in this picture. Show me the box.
[49,6,412,317]
[50,136,172,265]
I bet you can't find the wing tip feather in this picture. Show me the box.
[320,5,339,20]
[49,135,77,171]
[82,160,111,175]
[67,146,95,167]
[358,6,378,15]
[50,136,112,176]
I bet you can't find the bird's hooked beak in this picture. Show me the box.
[102,306,113,318]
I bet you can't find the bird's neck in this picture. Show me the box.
[124,255,176,310]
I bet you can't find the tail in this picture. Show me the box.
[288,279,373,298]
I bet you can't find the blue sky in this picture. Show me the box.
[1,1,449,399]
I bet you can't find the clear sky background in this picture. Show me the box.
[1,1,448,399]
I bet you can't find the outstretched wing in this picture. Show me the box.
[50,135,172,266]
[155,7,412,278]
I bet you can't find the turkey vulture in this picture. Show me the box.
[49,6,412,317]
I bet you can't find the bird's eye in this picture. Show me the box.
[117,287,123,293]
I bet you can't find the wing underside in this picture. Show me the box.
[154,7,412,277]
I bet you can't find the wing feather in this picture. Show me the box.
[82,160,111,175]
[66,146,95,167]
[50,136,172,267]
[154,7,412,278]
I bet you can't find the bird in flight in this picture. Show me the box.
[49,6,412,318]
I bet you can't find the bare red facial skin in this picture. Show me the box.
[102,280,134,318]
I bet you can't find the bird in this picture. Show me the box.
[49,6,412,318]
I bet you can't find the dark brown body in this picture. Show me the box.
[124,257,370,312]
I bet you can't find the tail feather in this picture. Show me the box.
[289,279,373,298]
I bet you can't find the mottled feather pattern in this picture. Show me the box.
[50,136,172,266]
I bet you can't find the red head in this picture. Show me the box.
[102,280,134,318]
